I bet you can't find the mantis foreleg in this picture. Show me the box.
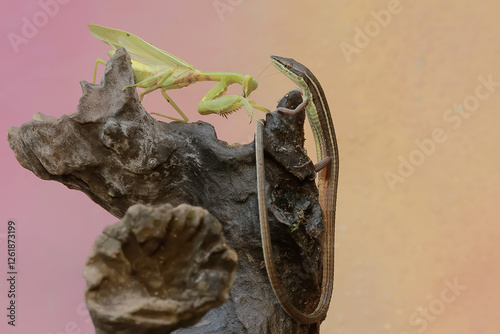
[198,95,267,124]
[198,80,269,121]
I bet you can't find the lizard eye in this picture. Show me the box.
[285,62,292,69]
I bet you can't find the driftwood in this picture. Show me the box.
[7,48,327,334]
[84,203,238,334]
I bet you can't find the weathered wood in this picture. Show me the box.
[7,48,325,334]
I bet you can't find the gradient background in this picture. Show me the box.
[1,1,499,333]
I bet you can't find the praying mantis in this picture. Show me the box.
[89,24,268,122]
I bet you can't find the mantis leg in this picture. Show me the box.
[93,59,107,84]
[198,95,268,124]
[242,98,270,123]
[123,69,173,93]
[198,80,269,121]
[200,80,231,103]
[250,101,270,113]
[149,87,189,123]
[120,70,188,122]
[136,85,158,101]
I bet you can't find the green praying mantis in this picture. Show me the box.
[89,24,269,122]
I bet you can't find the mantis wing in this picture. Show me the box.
[88,24,194,70]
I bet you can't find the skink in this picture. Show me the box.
[255,56,339,324]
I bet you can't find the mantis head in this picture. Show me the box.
[242,75,258,98]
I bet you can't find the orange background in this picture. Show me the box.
[1,1,499,333]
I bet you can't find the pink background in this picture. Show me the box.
[2,1,500,333]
